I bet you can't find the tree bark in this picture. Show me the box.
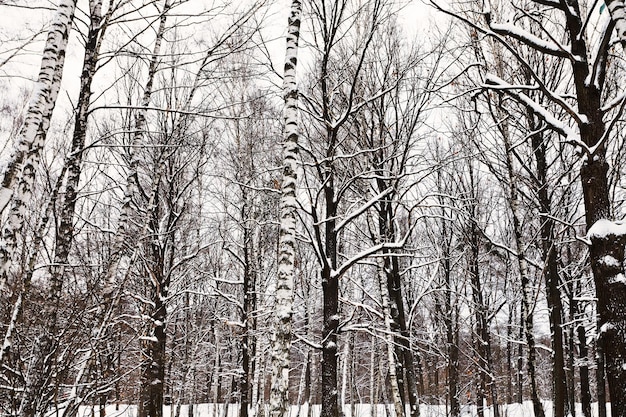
[442,231,459,417]
[597,325,607,417]
[0,0,77,286]
[18,1,106,414]
[376,255,405,417]
[529,114,566,417]
[577,324,592,417]
[269,1,302,417]
[137,186,169,417]
[241,208,257,417]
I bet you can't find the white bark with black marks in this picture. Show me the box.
[0,0,77,287]
[269,1,302,416]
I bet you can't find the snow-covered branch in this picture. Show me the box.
[334,187,393,233]
[483,74,591,155]
[489,22,572,58]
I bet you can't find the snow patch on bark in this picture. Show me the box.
[587,219,626,240]
[600,255,622,268]
[599,322,615,337]
[139,335,158,343]
[608,273,626,285]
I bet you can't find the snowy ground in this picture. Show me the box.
[61,402,610,417]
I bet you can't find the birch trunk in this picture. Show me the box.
[0,165,65,370]
[605,0,626,50]
[0,0,77,287]
[269,1,302,417]
[376,256,404,417]
[63,3,168,410]
[18,0,109,413]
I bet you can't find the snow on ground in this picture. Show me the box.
[57,401,611,417]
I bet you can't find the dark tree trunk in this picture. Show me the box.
[321,171,339,417]
[377,188,420,417]
[577,324,592,417]
[566,291,576,417]
[597,328,607,417]
[443,246,459,417]
[529,116,566,417]
[138,179,171,417]
[138,263,168,417]
[241,202,257,417]
[562,0,626,413]
[517,311,523,405]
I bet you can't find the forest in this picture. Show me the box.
[1,0,626,416]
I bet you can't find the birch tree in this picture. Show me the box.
[14,1,121,414]
[269,0,302,416]
[58,2,171,414]
[0,0,77,287]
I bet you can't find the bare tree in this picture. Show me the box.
[269,1,302,417]
[0,0,77,287]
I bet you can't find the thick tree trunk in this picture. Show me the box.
[588,217,626,417]
[137,257,168,417]
[0,0,77,286]
[321,256,339,417]
[269,1,302,417]
[559,0,626,413]
[138,160,173,417]
[319,135,340,417]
